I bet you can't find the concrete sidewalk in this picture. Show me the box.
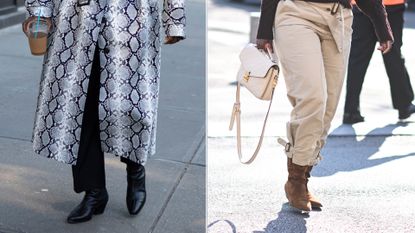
[0,1,205,233]
[208,0,415,232]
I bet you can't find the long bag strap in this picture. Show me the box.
[229,82,275,164]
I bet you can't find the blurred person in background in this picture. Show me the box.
[257,0,393,212]
[343,0,415,124]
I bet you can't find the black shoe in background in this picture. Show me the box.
[67,188,109,224]
[126,163,146,215]
[398,104,415,120]
[343,112,365,124]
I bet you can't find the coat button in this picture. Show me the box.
[103,48,110,54]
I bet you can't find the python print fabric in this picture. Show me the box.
[25,0,186,165]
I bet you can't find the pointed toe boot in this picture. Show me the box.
[67,188,109,224]
[305,166,322,208]
[126,163,146,215]
[285,158,312,212]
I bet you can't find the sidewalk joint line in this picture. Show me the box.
[158,104,204,113]
[152,158,205,167]
[0,135,32,143]
[148,127,205,233]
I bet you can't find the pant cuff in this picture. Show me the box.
[291,152,322,166]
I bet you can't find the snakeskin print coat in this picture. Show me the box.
[25,0,185,165]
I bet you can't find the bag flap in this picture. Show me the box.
[239,43,277,77]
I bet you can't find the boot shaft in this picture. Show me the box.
[126,164,146,192]
[285,158,312,211]
[287,158,308,182]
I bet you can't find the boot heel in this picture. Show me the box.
[93,201,107,215]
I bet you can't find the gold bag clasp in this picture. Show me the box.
[243,71,250,82]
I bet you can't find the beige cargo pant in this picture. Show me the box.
[274,0,353,166]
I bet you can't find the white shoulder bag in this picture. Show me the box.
[229,43,280,164]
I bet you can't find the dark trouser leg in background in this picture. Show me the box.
[343,7,377,123]
[382,5,414,113]
[345,5,415,122]
[67,46,109,224]
[120,157,146,215]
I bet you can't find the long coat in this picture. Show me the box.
[25,0,185,165]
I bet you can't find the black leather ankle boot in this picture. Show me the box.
[126,163,146,215]
[398,104,415,120]
[67,188,109,224]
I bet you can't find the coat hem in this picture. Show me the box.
[33,147,154,166]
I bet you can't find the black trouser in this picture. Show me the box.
[72,45,140,193]
[344,4,414,114]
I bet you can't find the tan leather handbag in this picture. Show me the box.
[229,43,280,164]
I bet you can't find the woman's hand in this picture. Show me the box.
[164,36,184,44]
[377,40,393,54]
[256,39,273,53]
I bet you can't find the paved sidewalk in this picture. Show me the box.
[208,0,415,232]
[0,1,205,233]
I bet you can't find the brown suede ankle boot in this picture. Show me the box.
[285,158,312,212]
[305,166,322,208]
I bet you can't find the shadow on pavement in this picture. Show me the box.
[312,122,415,177]
[253,203,308,233]
[207,219,238,233]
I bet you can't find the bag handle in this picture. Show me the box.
[228,80,275,164]
[265,47,276,63]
